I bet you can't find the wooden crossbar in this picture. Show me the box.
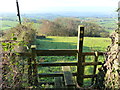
[36,49,104,56]
[36,49,78,56]
[35,49,104,56]
[38,73,97,78]
[1,52,104,56]
[37,62,102,67]
[39,82,54,85]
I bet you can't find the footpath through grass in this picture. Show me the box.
[36,36,111,86]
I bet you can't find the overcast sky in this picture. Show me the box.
[0,0,119,14]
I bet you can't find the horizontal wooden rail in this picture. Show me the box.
[38,73,97,78]
[38,73,64,77]
[39,82,54,85]
[83,52,104,56]
[36,49,78,56]
[83,74,97,78]
[38,62,77,66]
[35,49,104,56]
[82,62,102,66]
[2,51,104,56]
[35,62,102,67]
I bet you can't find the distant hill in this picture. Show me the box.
[0,11,117,18]
[0,12,117,32]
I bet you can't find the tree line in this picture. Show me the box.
[38,17,109,37]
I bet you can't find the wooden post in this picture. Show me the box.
[31,45,38,86]
[28,58,32,85]
[16,0,21,24]
[77,25,85,87]
[91,52,98,85]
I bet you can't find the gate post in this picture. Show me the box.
[31,45,38,86]
[28,57,32,85]
[77,25,85,87]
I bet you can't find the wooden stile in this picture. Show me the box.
[27,25,104,87]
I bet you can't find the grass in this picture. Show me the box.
[36,36,111,86]
[80,17,117,33]
[36,36,111,52]
[0,20,18,30]
[0,20,41,31]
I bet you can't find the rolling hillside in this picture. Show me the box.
[0,14,117,33]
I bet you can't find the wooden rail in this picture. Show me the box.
[35,49,104,56]
[2,51,104,56]
[36,49,78,56]
[38,73,97,78]
[36,62,102,67]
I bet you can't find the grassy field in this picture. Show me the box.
[0,20,18,30]
[36,36,111,51]
[0,20,41,30]
[80,17,117,33]
[36,36,111,86]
